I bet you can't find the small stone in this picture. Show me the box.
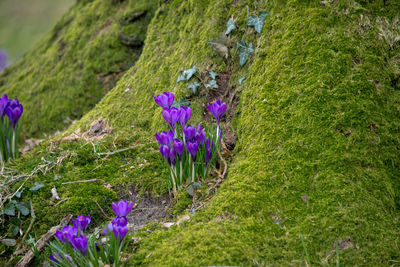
[177,215,190,225]
[162,222,175,228]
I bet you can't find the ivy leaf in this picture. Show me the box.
[4,203,15,216]
[188,81,200,94]
[186,182,202,196]
[209,35,231,59]
[247,11,269,34]
[172,98,190,108]
[238,76,246,85]
[11,225,19,236]
[16,202,30,216]
[15,188,24,198]
[225,18,236,35]
[1,239,16,247]
[177,66,197,82]
[209,71,218,80]
[237,40,254,66]
[177,74,186,83]
[206,79,218,89]
[29,182,44,191]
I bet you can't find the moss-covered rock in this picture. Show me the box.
[0,0,157,138]
[3,0,400,266]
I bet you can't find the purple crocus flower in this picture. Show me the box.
[155,130,173,146]
[169,147,176,166]
[5,99,23,129]
[195,124,205,145]
[172,139,184,160]
[0,94,8,120]
[154,92,174,109]
[72,215,91,232]
[95,242,102,252]
[49,252,62,264]
[207,100,227,126]
[112,216,128,227]
[71,234,88,255]
[183,125,195,141]
[160,144,169,159]
[0,50,8,73]
[113,224,129,242]
[178,106,192,128]
[187,141,199,160]
[205,138,212,166]
[112,200,133,217]
[162,107,180,130]
[102,223,113,235]
[55,225,78,244]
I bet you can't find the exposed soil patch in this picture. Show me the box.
[201,71,238,150]
[126,191,170,231]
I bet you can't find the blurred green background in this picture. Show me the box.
[0,0,74,64]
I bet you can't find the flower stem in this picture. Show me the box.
[180,160,183,186]
[169,167,177,193]
[192,161,195,183]
[12,128,15,159]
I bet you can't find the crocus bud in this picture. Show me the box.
[0,94,8,120]
[160,145,170,161]
[187,141,199,160]
[112,216,128,227]
[162,107,180,130]
[155,130,173,146]
[56,225,78,244]
[178,106,192,128]
[49,252,63,264]
[112,200,133,217]
[154,92,174,109]
[207,100,226,126]
[183,125,195,141]
[173,139,184,160]
[71,234,88,255]
[102,223,113,235]
[205,138,212,166]
[195,124,205,145]
[169,147,176,166]
[113,225,129,242]
[5,98,23,129]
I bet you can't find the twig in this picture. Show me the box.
[92,199,112,220]
[61,178,105,185]
[55,197,70,207]
[14,214,73,267]
[96,145,138,156]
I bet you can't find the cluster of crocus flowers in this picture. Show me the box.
[154,92,226,193]
[51,214,91,263]
[0,93,23,163]
[49,200,133,266]
[102,200,133,242]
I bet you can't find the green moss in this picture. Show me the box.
[0,0,158,139]
[3,0,400,265]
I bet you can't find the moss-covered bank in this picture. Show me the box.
[0,0,157,138]
[3,0,400,265]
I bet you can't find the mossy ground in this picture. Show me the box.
[2,0,400,266]
[0,0,158,139]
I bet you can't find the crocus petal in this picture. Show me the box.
[112,200,133,217]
